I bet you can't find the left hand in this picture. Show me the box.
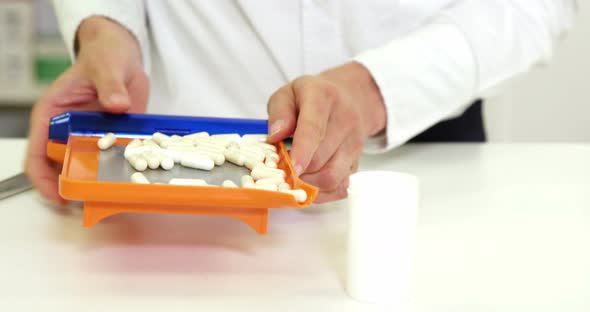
[267,62,386,203]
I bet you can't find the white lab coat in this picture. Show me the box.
[52,0,576,151]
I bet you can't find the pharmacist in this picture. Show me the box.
[26,1,576,203]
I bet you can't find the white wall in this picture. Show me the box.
[485,3,590,142]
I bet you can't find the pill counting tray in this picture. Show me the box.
[46,112,318,234]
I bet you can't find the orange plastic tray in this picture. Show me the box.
[47,136,318,234]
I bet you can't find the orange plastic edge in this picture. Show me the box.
[47,140,66,164]
[55,136,319,234]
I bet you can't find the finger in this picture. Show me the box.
[45,68,97,108]
[93,68,131,113]
[314,178,350,204]
[289,78,333,175]
[25,104,66,204]
[306,107,360,173]
[26,96,103,204]
[24,68,94,204]
[126,70,150,113]
[300,134,361,191]
[267,84,297,143]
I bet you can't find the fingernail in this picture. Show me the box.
[108,93,127,106]
[294,163,304,176]
[269,120,284,138]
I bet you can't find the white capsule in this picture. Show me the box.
[124,145,155,159]
[143,139,159,147]
[209,134,241,147]
[159,155,175,170]
[232,146,264,162]
[242,134,268,143]
[240,149,265,162]
[164,145,198,154]
[244,157,263,170]
[278,182,291,192]
[146,157,160,170]
[151,132,170,145]
[251,164,286,180]
[265,159,278,169]
[252,142,277,152]
[224,148,247,166]
[211,133,241,141]
[191,136,212,145]
[255,177,285,185]
[170,135,182,141]
[127,138,143,148]
[246,183,278,192]
[169,178,208,186]
[207,139,233,148]
[142,151,161,169]
[159,148,183,163]
[195,145,226,156]
[128,154,148,171]
[182,150,219,165]
[222,180,238,188]
[161,140,194,149]
[239,146,266,162]
[97,132,117,150]
[281,189,308,203]
[265,151,280,163]
[196,141,226,153]
[241,175,255,187]
[131,172,150,184]
[193,149,225,165]
[253,163,285,174]
[184,132,209,140]
[227,141,240,150]
[180,153,215,171]
[251,169,283,181]
[240,141,270,151]
[180,137,196,144]
[239,143,266,158]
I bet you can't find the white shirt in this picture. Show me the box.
[52,0,576,151]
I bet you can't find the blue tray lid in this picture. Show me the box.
[49,111,268,143]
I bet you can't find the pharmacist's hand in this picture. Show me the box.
[25,17,149,204]
[267,62,386,203]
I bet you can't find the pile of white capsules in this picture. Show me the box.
[97,132,307,203]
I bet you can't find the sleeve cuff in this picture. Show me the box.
[354,22,477,153]
[52,0,150,74]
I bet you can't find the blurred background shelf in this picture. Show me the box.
[0,84,47,106]
[0,0,66,136]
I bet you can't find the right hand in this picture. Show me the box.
[25,17,150,203]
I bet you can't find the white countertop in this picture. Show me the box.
[1,139,589,311]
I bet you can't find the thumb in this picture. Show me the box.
[267,85,297,143]
[93,71,131,113]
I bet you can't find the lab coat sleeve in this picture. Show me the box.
[51,0,150,74]
[355,0,577,152]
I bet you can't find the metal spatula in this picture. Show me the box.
[0,173,33,200]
